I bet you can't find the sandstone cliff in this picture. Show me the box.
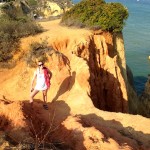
[42,0,72,18]
[0,0,72,18]
[0,20,129,113]
[0,20,149,149]
[138,77,150,117]
[0,99,150,149]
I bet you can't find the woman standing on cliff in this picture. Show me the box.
[30,61,52,110]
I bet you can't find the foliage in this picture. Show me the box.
[27,0,38,7]
[99,3,128,32]
[26,39,53,67]
[0,3,43,66]
[61,0,128,32]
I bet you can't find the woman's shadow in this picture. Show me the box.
[52,71,76,102]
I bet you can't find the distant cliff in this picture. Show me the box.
[0,0,73,18]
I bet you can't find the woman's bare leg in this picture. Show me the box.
[30,89,39,106]
[42,89,47,104]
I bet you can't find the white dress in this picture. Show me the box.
[35,69,47,91]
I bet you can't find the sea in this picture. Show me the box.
[72,0,150,95]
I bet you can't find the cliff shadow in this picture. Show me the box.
[52,71,76,102]
[76,113,150,149]
[133,76,148,95]
[0,115,19,148]
[88,39,128,113]
[88,51,128,112]
[61,54,71,71]
[22,99,86,149]
[0,99,72,149]
[133,76,150,118]
[22,99,71,128]
[89,68,128,112]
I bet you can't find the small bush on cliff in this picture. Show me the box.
[61,0,128,32]
[0,3,43,67]
[26,39,53,67]
[27,0,38,7]
[99,3,128,32]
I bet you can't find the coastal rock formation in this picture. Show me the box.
[0,20,129,112]
[126,65,139,114]
[0,0,72,18]
[43,2,64,17]
[0,20,149,149]
[138,77,150,117]
[43,0,72,18]
[0,24,128,113]
[0,99,150,149]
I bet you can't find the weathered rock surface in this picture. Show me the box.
[0,20,149,149]
[138,77,150,117]
[0,99,150,150]
[0,20,129,113]
[43,0,72,18]
[0,0,72,18]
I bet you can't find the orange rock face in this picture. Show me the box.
[72,32,128,112]
[49,29,128,113]
[1,20,149,150]
[0,20,128,113]
[0,100,150,150]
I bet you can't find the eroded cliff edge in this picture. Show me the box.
[0,20,149,149]
[71,31,129,112]
[0,20,137,113]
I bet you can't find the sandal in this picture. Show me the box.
[43,104,49,110]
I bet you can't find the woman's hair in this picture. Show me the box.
[38,60,44,64]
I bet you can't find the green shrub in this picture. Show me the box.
[99,3,128,32]
[0,19,19,63]
[0,4,43,66]
[27,0,38,7]
[26,39,53,67]
[61,0,128,32]
[61,0,105,27]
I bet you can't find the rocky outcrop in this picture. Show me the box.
[43,0,72,18]
[32,0,73,18]
[0,0,72,19]
[0,20,130,113]
[70,31,128,112]
[126,65,139,114]
[47,30,129,112]
[0,99,150,150]
[0,20,149,149]
[43,2,64,17]
[0,1,31,16]
[138,77,150,117]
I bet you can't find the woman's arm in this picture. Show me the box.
[31,71,37,92]
[47,68,52,80]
